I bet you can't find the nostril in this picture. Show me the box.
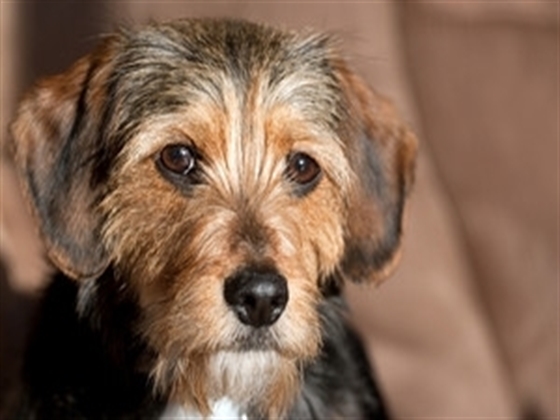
[224,267,289,328]
[242,294,257,309]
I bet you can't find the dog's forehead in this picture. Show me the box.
[119,19,338,91]
[108,20,344,145]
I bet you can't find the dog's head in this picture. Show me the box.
[11,19,416,415]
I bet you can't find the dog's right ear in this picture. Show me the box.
[10,41,116,281]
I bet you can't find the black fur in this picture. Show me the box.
[13,272,165,419]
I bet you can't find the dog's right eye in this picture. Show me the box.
[158,144,196,175]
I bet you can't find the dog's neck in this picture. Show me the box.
[161,399,246,420]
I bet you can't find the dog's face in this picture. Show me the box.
[11,19,416,415]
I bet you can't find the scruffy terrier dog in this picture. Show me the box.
[9,18,416,419]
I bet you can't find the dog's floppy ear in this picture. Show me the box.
[337,64,417,284]
[10,43,115,281]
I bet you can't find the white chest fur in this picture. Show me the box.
[160,399,247,420]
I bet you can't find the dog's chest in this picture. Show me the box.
[161,399,246,419]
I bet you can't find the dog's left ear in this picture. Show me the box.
[10,43,115,281]
[336,64,417,284]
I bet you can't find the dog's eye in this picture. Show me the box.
[286,152,321,186]
[159,144,196,175]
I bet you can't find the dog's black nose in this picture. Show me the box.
[224,268,288,328]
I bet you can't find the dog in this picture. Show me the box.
[8,18,416,419]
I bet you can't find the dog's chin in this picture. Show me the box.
[205,349,300,415]
[159,348,300,417]
[208,349,283,393]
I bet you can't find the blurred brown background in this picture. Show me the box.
[0,2,557,418]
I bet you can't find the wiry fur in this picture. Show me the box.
[9,18,416,419]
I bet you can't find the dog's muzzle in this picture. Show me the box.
[224,267,288,328]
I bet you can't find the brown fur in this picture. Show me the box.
[10,19,416,417]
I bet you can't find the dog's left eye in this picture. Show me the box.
[286,152,321,187]
[159,144,196,175]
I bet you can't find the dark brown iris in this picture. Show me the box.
[286,152,321,186]
[159,144,196,175]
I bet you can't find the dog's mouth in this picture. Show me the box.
[229,326,283,352]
